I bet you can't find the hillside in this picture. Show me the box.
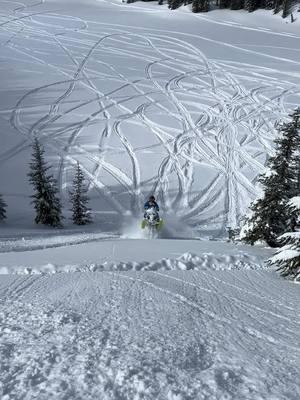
[1,237,300,399]
[1,0,300,235]
[1,3,300,399]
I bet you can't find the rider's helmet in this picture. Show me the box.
[149,195,155,202]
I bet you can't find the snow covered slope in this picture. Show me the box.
[1,233,299,399]
[1,4,300,398]
[0,252,299,399]
[1,0,300,234]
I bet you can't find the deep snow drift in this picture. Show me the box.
[1,0,300,235]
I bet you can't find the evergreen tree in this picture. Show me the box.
[219,0,231,7]
[257,0,266,7]
[168,0,183,9]
[242,185,289,247]
[282,0,292,17]
[280,108,300,196]
[202,0,210,11]
[265,0,275,8]
[273,0,283,13]
[268,197,300,280]
[124,0,295,14]
[69,162,92,226]
[291,12,295,23]
[192,0,200,11]
[192,0,210,11]
[28,138,63,227]
[245,0,258,11]
[242,109,300,247]
[0,194,7,222]
[288,196,300,232]
[269,232,300,280]
[296,145,300,194]
[230,0,244,9]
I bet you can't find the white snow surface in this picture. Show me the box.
[0,251,270,274]
[0,234,272,269]
[1,0,300,235]
[1,2,300,399]
[280,231,300,240]
[289,196,300,210]
[270,247,299,262]
[0,231,118,252]
[0,235,300,399]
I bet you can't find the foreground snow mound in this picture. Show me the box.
[106,252,268,273]
[0,252,268,274]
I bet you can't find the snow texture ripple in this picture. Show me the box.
[0,267,300,400]
[1,0,300,233]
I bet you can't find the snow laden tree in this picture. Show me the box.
[230,0,244,10]
[268,197,300,281]
[192,0,210,11]
[242,109,300,247]
[291,112,300,195]
[282,0,292,17]
[168,0,183,9]
[286,108,300,196]
[245,0,258,11]
[289,196,300,232]
[69,162,92,226]
[125,0,295,17]
[219,0,231,7]
[0,194,7,221]
[273,0,283,13]
[265,0,275,9]
[28,138,63,227]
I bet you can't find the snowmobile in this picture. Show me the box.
[141,207,163,238]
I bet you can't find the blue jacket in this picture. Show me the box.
[144,201,159,211]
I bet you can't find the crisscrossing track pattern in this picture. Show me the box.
[1,4,300,231]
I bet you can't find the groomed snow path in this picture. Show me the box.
[0,262,300,399]
[1,0,300,232]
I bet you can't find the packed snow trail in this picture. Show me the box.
[0,265,300,399]
[1,0,300,234]
[0,237,272,270]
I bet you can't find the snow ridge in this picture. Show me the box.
[0,251,268,274]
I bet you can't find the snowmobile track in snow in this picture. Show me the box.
[0,266,300,399]
[1,0,300,230]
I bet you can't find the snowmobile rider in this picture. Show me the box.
[144,195,160,220]
[144,195,159,213]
